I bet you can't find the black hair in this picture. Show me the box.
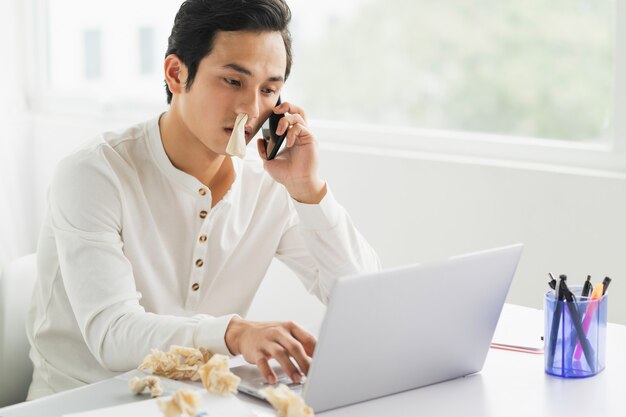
[164,0,292,104]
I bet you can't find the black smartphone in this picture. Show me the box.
[262,97,287,160]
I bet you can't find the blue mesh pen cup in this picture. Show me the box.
[544,286,607,378]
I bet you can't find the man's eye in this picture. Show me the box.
[261,88,276,95]
[224,78,241,86]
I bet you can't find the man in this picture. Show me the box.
[26,0,380,399]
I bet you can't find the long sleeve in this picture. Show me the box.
[48,151,236,372]
[27,118,381,398]
[275,186,382,304]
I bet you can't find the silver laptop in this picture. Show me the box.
[233,244,523,412]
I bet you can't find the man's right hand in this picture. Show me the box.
[224,317,316,384]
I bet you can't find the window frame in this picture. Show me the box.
[23,0,626,173]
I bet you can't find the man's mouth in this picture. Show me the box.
[224,127,253,141]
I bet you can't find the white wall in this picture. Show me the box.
[318,145,626,319]
[25,114,626,325]
[250,143,626,326]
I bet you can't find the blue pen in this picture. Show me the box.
[602,276,612,295]
[581,275,593,298]
[547,274,565,370]
[559,279,596,374]
[548,272,557,290]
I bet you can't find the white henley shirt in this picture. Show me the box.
[25,116,381,399]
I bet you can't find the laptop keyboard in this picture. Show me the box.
[257,375,305,389]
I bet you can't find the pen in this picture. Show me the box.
[560,279,596,373]
[548,273,557,290]
[582,275,592,298]
[573,283,604,362]
[602,277,611,295]
[547,274,566,371]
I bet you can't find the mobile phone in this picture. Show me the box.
[262,97,287,160]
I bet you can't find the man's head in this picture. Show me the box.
[164,0,292,105]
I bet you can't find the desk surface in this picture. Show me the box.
[2,304,625,417]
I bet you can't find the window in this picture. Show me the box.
[138,27,157,76]
[33,0,624,169]
[83,30,102,79]
[45,0,180,105]
[287,0,615,143]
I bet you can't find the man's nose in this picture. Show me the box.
[236,90,260,120]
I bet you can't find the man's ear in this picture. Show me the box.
[164,54,188,96]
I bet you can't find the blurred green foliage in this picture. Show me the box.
[289,0,614,141]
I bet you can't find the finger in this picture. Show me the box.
[271,347,302,384]
[279,335,311,375]
[279,113,307,134]
[275,102,307,123]
[279,113,306,130]
[256,357,277,385]
[288,323,317,358]
[285,123,310,148]
[277,113,307,137]
[274,331,312,376]
[277,116,291,136]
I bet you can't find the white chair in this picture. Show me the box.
[0,253,37,407]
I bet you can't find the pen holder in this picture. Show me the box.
[544,286,607,378]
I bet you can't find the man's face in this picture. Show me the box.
[173,30,287,156]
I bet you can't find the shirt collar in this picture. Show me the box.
[145,114,242,198]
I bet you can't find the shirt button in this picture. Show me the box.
[191,283,200,291]
[195,259,204,267]
[199,210,208,219]
[199,188,207,196]
[199,235,207,243]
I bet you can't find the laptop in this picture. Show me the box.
[232,243,523,412]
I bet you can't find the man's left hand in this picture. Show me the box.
[256,101,326,204]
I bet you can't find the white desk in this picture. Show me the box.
[2,304,625,417]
